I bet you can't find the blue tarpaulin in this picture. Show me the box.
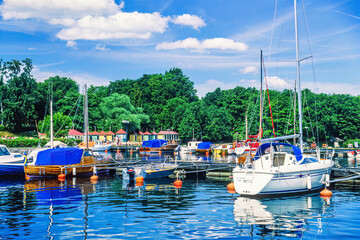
[197,142,212,150]
[142,139,168,148]
[35,148,83,166]
[253,142,302,162]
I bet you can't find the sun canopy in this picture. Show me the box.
[253,142,302,162]
[197,142,212,150]
[35,148,83,166]
[142,139,168,148]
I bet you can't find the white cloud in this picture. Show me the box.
[32,65,111,86]
[156,37,248,51]
[95,43,109,51]
[265,76,292,89]
[0,0,205,42]
[56,12,169,40]
[241,66,257,74]
[0,0,119,20]
[195,79,240,97]
[66,40,78,49]
[171,14,205,30]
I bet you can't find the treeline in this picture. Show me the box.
[1,58,360,143]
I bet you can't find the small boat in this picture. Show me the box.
[234,139,260,163]
[0,145,25,176]
[138,139,178,154]
[181,140,203,154]
[25,85,113,179]
[195,142,213,154]
[122,158,178,180]
[24,147,111,178]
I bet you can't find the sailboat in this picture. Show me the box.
[24,85,112,178]
[232,0,334,195]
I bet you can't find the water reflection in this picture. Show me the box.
[233,195,331,238]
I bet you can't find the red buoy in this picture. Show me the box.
[320,188,332,197]
[136,176,144,183]
[58,173,66,180]
[25,174,30,181]
[174,179,183,188]
[227,182,235,193]
[90,175,99,181]
[206,151,209,157]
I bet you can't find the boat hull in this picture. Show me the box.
[24,156,110,179]
[233,161,333,195]
[138,144,178,153]
[0,163,24,176]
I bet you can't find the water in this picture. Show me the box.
[1,156,359,239]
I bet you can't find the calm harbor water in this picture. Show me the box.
[0,156,360,239]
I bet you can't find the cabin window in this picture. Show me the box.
[0,147,10,156]
[273,153,286,166]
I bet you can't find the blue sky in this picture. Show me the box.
[0,0,359,97]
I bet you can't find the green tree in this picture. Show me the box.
[38,112,72,137]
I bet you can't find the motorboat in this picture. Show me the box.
[0,145,25,176]
[122,157,178,180]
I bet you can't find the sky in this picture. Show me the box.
[0,0,359,97]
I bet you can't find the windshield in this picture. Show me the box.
[0,147,10,156]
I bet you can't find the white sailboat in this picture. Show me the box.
[232,0,334,195]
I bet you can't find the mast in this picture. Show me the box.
[245,114,248,139]
[84,85,89,148]
[294,0,303,152]
[293,79,296,145]
[259,49,263,140]
[50,81,54,148]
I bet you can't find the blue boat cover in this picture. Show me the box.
[142,139,168,148]
[197,142,212,150]
[253,142,302,162]
[35,148,83,166]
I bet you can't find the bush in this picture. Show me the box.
[0,137,82,148]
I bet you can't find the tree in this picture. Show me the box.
[99,93,149,132]
[38,112,72,137]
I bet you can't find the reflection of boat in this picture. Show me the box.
[233,195,327,238]
[122,157,177,180]
[0,144,25,176]
[138,139,178,154]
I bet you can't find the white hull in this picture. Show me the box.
[233,160,333,195]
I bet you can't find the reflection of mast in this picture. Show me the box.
[84,85,89,149]
[83,195,89,239]
[46,203,54,240]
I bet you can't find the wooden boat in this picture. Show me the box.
[25,85,113,179]
[195,142,213,154]
[24,148,111,178]
[138,139,178,153]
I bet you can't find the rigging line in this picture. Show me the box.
[301,0,321,144]
[262,57,276,138]
[54,94,82,138]
[267,0,278,63]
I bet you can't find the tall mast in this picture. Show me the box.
[259,49,263,140]
[84,84,89,148]
[293,79,296,145]
[294,0,303,152]
[50,80,54,148]
[245,114,248,139]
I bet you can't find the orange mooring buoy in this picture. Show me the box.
[206,151,209,157]
[136,176,144,183]
[105,150,108,154]
[90,175,99,181]
[227,182,235,193]
[117,149,120,154]
[174,179,183,188]
[159,151,162,155]
[130,150,133,155]
[58,173,66,180]
[320,188,332,197]
[25,174,30,181]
